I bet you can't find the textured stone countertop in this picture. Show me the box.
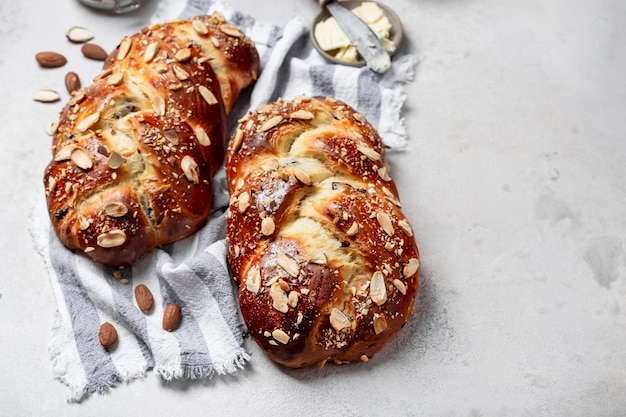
[1,0,624,415]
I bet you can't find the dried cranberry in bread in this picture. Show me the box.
[44,14,259,266]
[225,96,420,368]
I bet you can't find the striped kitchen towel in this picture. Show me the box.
[30,170,247,402]
[30,0,417,402]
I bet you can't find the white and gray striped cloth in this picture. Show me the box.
[30,0,417,402]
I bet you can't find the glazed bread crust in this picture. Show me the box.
[44,14,259,266]
[225,96,420,367]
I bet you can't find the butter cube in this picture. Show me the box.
[314,17,351,51]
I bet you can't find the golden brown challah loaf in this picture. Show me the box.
[44,14,259,266]
[225,96,420,368]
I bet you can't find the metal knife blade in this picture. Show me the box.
[325,2,391,73]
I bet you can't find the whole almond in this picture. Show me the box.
[162,303,181,331]
[35,51,67,68]
[134,284,154,313]
[99,322,118,348]
[81,43,108,61]
[65,71,81,94]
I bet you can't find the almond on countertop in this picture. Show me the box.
[33,89,61,103]
[81,43,108,61]
[35,51,67,68]
[66,26,94,43]
[65,71,81,94]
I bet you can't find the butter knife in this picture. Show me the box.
[316,0,391,73]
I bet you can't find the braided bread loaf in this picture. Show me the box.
[225,96,420,367]
[44,14,259,266]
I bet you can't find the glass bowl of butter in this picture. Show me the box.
[311,1,403,67]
